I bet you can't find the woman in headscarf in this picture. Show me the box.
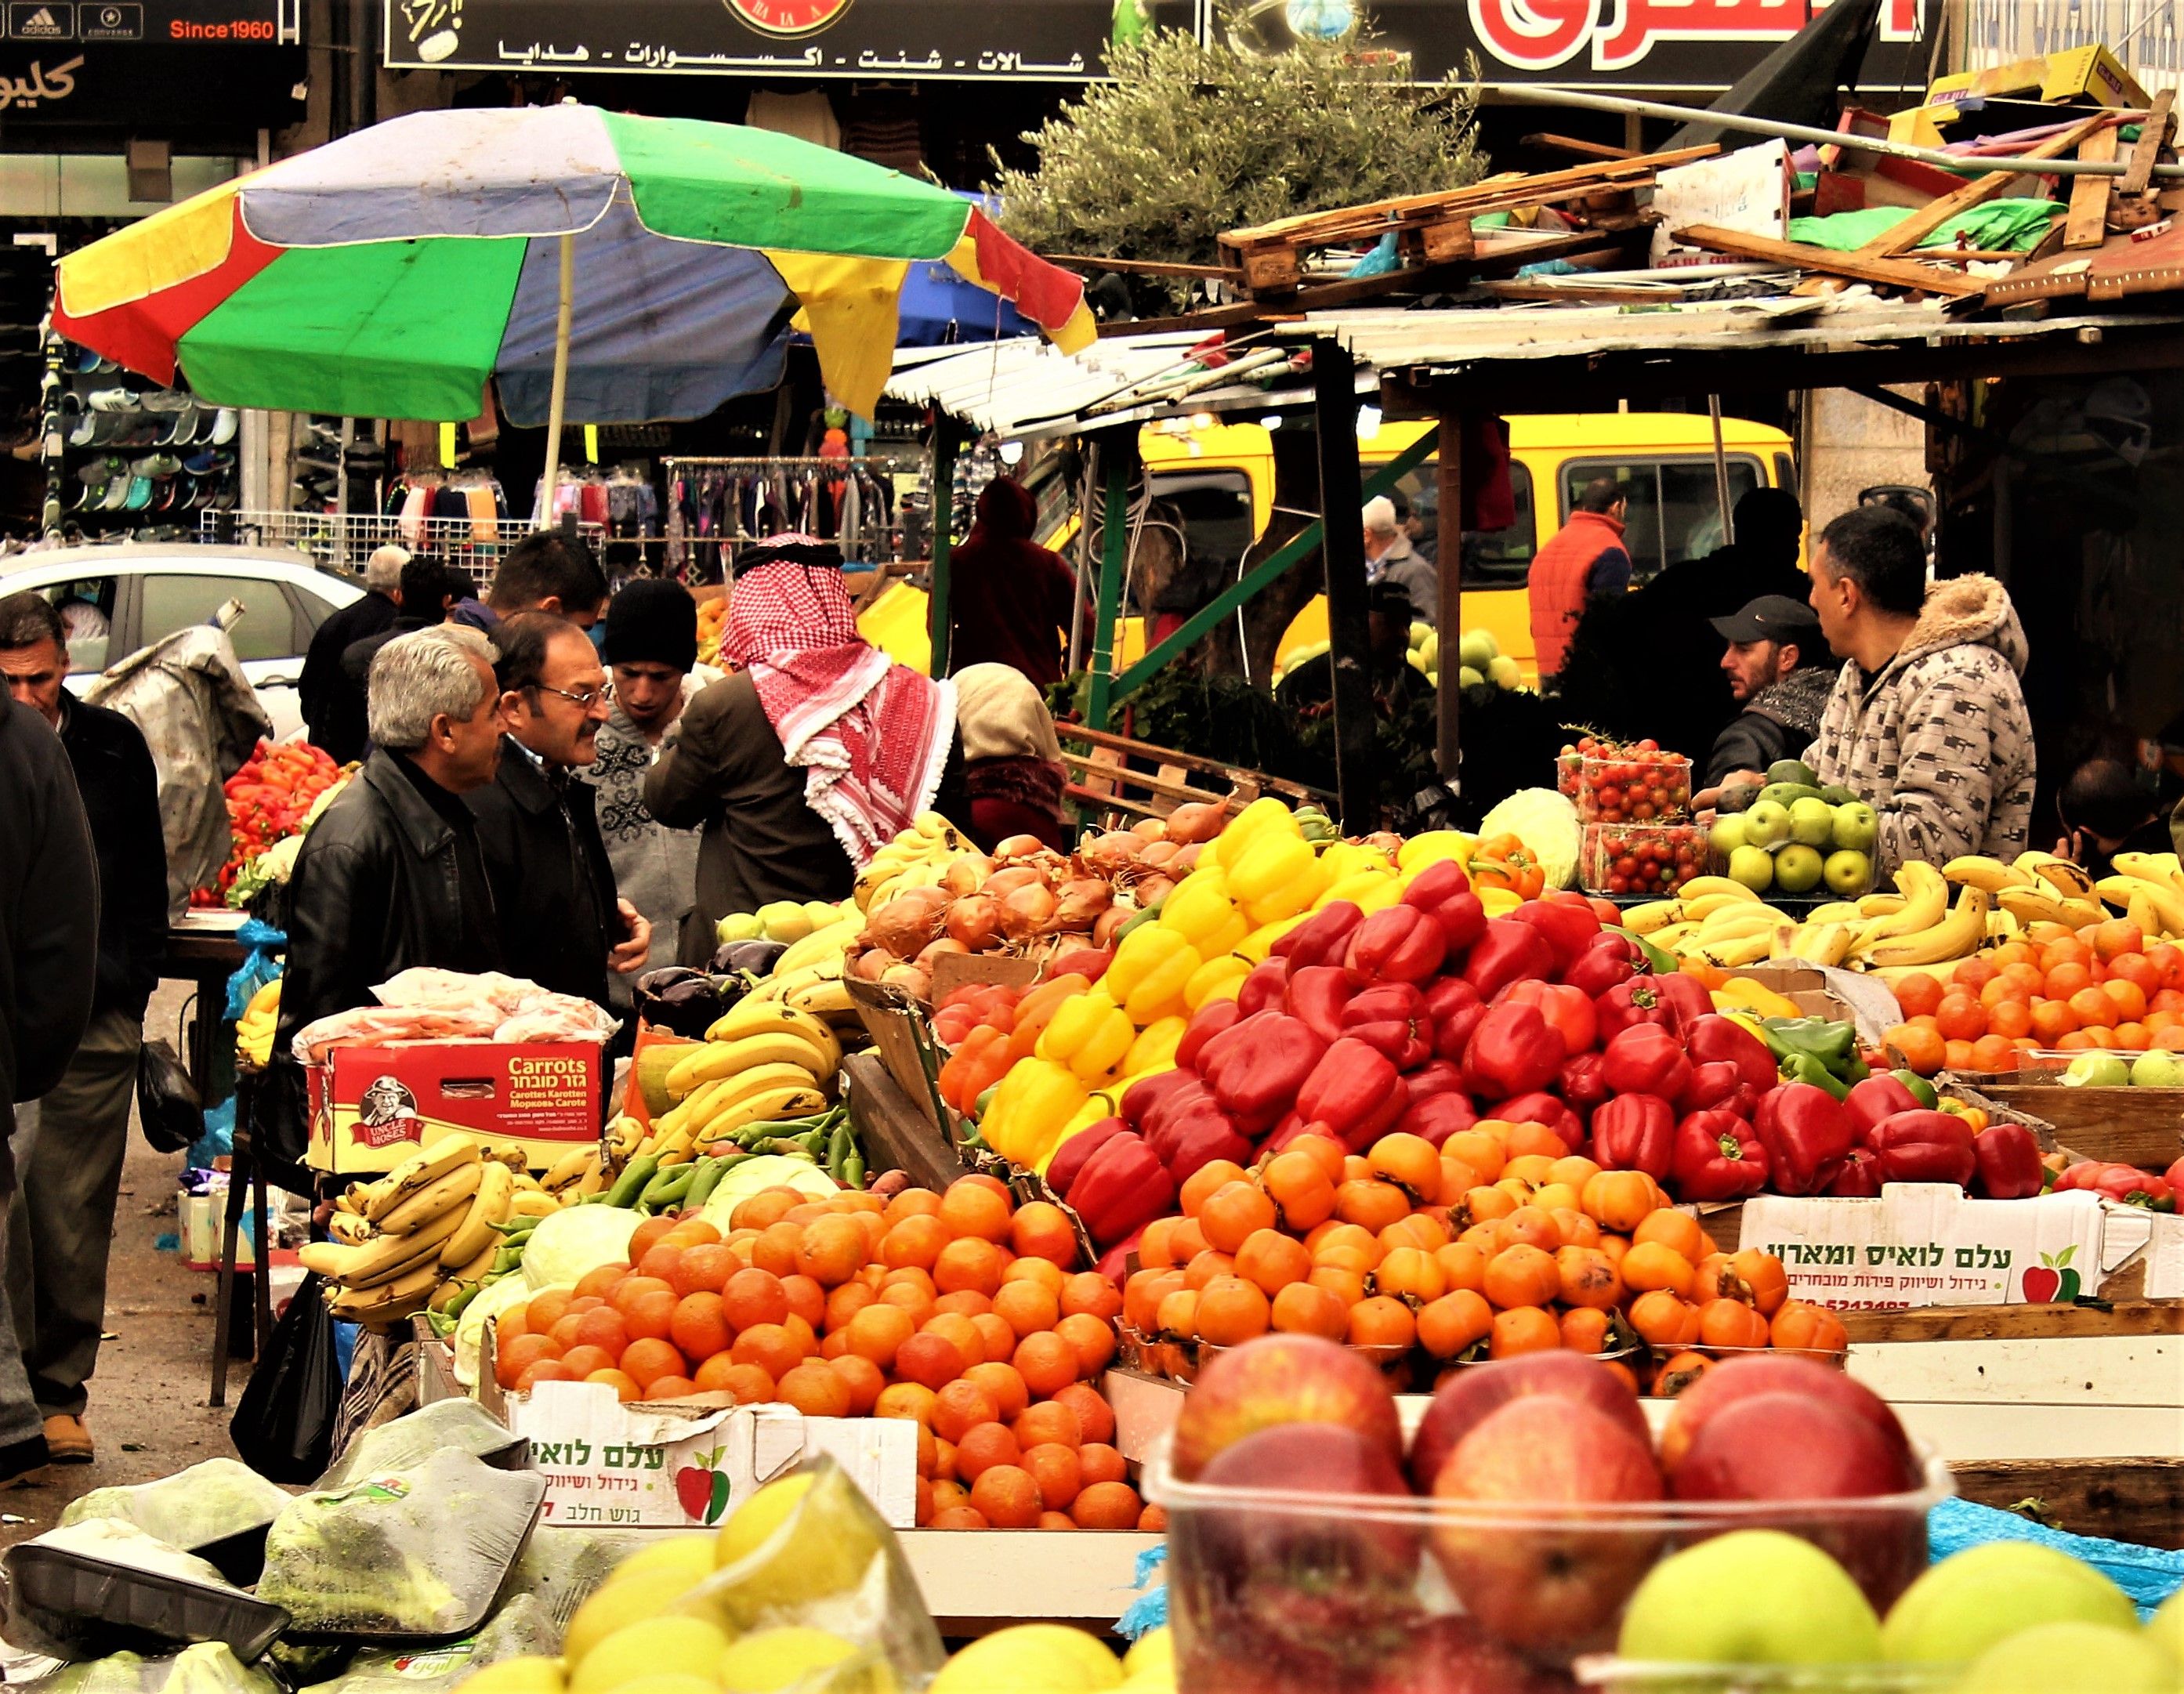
[953,662,1070,853]
[643,536,958,963]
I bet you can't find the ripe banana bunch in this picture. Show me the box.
[771,917,865,979]
[650,1003,839,1151]
[541,1143,606,1200]
[1846,860,1949,960]
[1671,887,1793,968]
[1943,850,2106,930]
[302,1138,512,1328]
[1860,882,1992,970]
[2098,851,2184,939]
[852,812,976,911]
[744,961,860,1030]
[234,978,281,1071]
[1770,919,1856,968]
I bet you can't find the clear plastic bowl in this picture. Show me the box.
[1146,1434,1951,1690]
[1559,753,1695,824]
[1574,1658,1959,1692]
[1581,823,1713,897]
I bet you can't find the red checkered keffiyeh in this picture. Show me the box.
[725,538,956,867]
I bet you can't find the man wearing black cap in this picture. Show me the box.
[575,581,707,988]
[1697,594,1836,805]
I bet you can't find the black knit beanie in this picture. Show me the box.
[602,578,699,671]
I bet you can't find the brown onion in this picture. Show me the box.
[881,963,933,1002]
[983,865,1044,899]
[917,938,969,968]
[1078,831,1143,874]
[1131,816,1168,842]
[1052,877,1114,931]
[864,892,948,957]
[1171,843,1204,873]
[1137,839,1182,870]
[1134,874,1178,909]
[945,893,1004,952]
[1092,903,1134,948]
[994,834,1048,860]
[941,853,995,897]
[850,947,890,981]
[1164,802,1228,845]
[999,881,1059,940]
[1364,831,1404,857]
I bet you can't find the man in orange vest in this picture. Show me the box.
[1528,478,1632,682]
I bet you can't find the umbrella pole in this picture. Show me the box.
[538,233,574,530]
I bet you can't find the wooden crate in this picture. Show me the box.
[1951,1077,2183,1172]
[1058,723,1329,827]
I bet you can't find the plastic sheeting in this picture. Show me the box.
[84,624,270,920]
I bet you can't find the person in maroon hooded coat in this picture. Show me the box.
[945,478,1081,689]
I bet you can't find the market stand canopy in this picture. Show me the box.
[52,103,1094,424]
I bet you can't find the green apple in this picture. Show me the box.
[1458,629,1498,671]
[2063,1052,2131,1088]
[1743,800,1792,849]
[2146,1587,2184,1665]
[1710,814,1747,858]
[1419,630,1440,671]
[1954,1621,2176,1694]
[802,899,841,929]
[1831,802,1878,854]
[1727,845,1777,893]
[1618,1530,1880,1668]
[1458,665,1485,689]
[1766,758,1819,788]
[1773,843,1824,895]
[715,911,766,944]
[1487,654,1522,690]
[1823,849,1872,896]
[1881,1544,2139,1663]
[2131,1050,2184,1088]
[1787,797,1837,848]
[755,899,814,944]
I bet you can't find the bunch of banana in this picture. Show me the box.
[1624,878,1795,968]
[1842,860,1950,963]
[539,1142,608,1201]
[305,1138,520,1329]
[1946,851,2106,930]
[647,1002,840,1153]
[851,812,979,912]
[2096,851,2184,939]
[741,961,860,1030]
[234,977,281,1071]
[1858,883,1993,973]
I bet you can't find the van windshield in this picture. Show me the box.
[1562,455,1765,582]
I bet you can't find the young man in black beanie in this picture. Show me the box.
[575,580,707,988]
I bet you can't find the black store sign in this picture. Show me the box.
[383,0,1932,89]
[0,0,300,133]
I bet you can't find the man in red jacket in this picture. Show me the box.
[946,478,1081,689]
[1528,478,1632,682]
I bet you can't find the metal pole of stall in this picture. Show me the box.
[1708,395,1736,549]
[1435,414,1465,782]
[927,418,959,676]
[1314,339,1378,833]
[1086,425,1138,733]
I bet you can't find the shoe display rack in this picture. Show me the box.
[291,414,383,516]
[49,342,239,543]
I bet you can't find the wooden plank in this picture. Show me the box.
[1839,1300,2184,1342]
[1061,724,1327,802]
[1521,132,1638,162]
[899,1528,1161,1632]
[1847,1334,2184,1406]
[1949,1457,2184,1549]
[1890,1399,2184,1461]
[1965,1082,2183,1171]
[1672,223,1990,296]
[2119,88,2178,199]
[1860,113,2110,259]
[840,1052,962,1193]
[1045,254,1237,279]
[2066,124,2122,248]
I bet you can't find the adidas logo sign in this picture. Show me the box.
[13,5,66,34]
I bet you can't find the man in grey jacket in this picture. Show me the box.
[1364,496,1440,628]
[1806,506,2034,877]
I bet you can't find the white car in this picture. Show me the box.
[0,544,363,740]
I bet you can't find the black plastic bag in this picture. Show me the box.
[230,1275,341,1484]
[136,1041,201,1155]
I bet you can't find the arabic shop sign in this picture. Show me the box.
[0,0,299,130]
[385,0,1110,79]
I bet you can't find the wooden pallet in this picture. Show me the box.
[1057,722,1331,825]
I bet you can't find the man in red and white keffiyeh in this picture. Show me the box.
[723,537,956,867]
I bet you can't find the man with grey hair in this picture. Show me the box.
[272,626,505,1160]
[1364,494,1440,629]
[300,543,407,760]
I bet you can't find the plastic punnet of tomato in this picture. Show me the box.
[1581,823,1712,897]
[1558,738,1695,825]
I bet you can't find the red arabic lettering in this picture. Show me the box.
[1596,0,1805,72]
[1468,0,1599,71]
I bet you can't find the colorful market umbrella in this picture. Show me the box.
[53,103,1093,502]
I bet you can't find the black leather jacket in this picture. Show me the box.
[468,737,620,1012]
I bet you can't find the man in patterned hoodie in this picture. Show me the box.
[1806,505,2034,878]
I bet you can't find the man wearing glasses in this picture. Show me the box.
[468,614,650,1023]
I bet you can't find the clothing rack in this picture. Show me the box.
[663,454,906,584]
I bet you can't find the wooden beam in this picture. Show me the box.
[1434,414,1462,782]
[2066,125,2121,249]
[1045,254,1237,279]
[2118,88,2177,199]
[1313,338,1378,834]
[1950,1457,2184,1551]
[1837,1300,2184,1342]
[1520,132,1637,162]
[1672,223,1990,296]
[1860,113,2110,259]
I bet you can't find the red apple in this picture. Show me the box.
[1658,1353,1911,1479]
[1183,1424,1425,1688]
[1428,1395,1664,1651]
[1407,1349,1650,1494]
[1672,1392,1929,1611]
[1367,1616,1574,1694]
[1171,1333,1402,1481]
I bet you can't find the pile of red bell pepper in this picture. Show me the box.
[2051,1157,2177,1211]
[197,740,342,905]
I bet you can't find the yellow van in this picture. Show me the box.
[855,411,1797,683]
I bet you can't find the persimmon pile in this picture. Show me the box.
[1122,1123,1841,1395]
[489,1176,1154,1531]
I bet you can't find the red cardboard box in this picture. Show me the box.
[307,1041,606,1175]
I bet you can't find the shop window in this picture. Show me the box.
[1561,456,1764,582]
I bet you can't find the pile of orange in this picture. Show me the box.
[1120,1126,1834,1396]
[489,1175,1155,1532]
[1883,919,2184,1074]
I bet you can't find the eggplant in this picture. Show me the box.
[634,967,725,1038]
[710,939,789,975]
